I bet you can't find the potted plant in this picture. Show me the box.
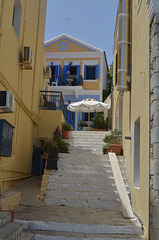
[92,113,107,131]
[43,139,58,170]
[62,122,73,139]
[103,129,123,155]
[54,135,70,153]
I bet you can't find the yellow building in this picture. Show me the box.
[44,34,108,130]
[113,1,159,239]
[0,0,65,205]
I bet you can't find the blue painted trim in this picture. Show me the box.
[45,37,97,52]
[59,41,69,51]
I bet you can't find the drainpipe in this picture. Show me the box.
[117,0,130,91]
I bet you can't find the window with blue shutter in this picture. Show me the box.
[84,65,99,80]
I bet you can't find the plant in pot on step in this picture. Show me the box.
[62,122,73,139]
[103,129,123,156]
[43,138,58,170]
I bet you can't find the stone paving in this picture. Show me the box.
[13,131,146,240]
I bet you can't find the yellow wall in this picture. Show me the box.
[113,1,149,237]
[38,110,64,140]
[0,0,47,193]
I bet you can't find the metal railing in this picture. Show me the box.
[50,74,83,87]
[40,90,65,113]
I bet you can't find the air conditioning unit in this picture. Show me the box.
[0,91,14,113]
[45,66,51,79]
[22,46,33,69]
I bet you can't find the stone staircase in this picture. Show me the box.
[14,131,145,240]
[0,211,34,240]
[69,131,110,155]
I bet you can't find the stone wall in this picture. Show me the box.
[150,13,159,240]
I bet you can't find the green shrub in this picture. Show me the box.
[54,136,69,153]
[103,129,122,144]
[103,129,122,155]
[43,139,58,153]
[78,121,88,127]
[62,122,73,131]
[102,144,109,155]
[92,113,107,129]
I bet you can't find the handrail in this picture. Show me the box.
[50,74,83,87]
[39,90,65,113]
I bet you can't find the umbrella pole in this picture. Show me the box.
[88,112,90,130]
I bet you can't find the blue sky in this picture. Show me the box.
[44,0,118,65]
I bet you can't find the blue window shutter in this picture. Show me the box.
[84,65,87,79]
[95,65,99,79]
[63,65,68,86]
[76,65,80,86]
[58,65,62,86]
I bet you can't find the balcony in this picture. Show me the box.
[40,91,64,113]
[50,75,83,87]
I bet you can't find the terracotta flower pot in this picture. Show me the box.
[107,144,122,156]
[62,130,70,139]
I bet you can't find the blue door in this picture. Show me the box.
[65,105,75,130]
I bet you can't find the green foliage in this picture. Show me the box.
[43,139,58,153]
[103,129,122,144]
[78,121,88,127]
[103,61,113,101]
[92,113,107,129]
[102,144,109,155]
[103,129,122,155]
[62,122,73,131]
[53,136,69,153]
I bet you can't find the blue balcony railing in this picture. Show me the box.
[40,90,64,113]
[50,74,83,87]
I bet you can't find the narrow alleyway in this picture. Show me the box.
[13,132,145,240]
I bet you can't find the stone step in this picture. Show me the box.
[45,189,118,200]
[15,220,142,236]
[70,139,105,142]
[50,169,113,181]
[0,222,22,240]
[71,145,103,149]
[45,197,121,210]
[56,163,113,172]
[48,175,115,185]
[71,131,109,135]
[34,233,146,240]
[46,182,117,192]
[49,170,115,179]
[16,232,34,240]
[0,211,11,227]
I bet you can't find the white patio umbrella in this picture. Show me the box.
[67,98,110,130]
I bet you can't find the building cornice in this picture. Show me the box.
[147,0,159,23]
